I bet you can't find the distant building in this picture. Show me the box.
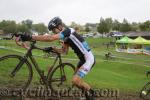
[125,31,150,40]
[112,31,150,40]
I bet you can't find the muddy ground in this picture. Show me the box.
[0,93,147,100]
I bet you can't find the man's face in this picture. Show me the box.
[52,28,61,34]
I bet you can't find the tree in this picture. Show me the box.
[0,20,17,34]
[70,22,78,28]
[17,23,30,33]
[22,19,33,29]
[21,19,33,33]
[119,19,132,32]
[69,22,85,33]
[105,18,113,32]
[97,17,109,34]
[32,23,48,34]
[131,22,139,31]
[85,26,90,33]
[139,20,150,31]
[112,19,120,31]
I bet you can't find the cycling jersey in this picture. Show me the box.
[60,28,95,78]
[60,28,90,57]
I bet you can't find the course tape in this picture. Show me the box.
[0,46,150,67]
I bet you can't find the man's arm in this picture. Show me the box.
[53,43,69,54]
[62,43,69,54]
[32,34,60,42]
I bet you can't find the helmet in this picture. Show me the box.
[48,17,62,31]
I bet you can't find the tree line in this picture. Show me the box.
[0,18,150,35]
[97,17,150,34]
[0,19,48,34]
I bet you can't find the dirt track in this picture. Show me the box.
[0,93,145,100]
[0,88,146,100]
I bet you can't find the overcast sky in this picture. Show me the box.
[0,0,150,25]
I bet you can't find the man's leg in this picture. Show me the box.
[73,51,95,99]
[72,57,95,91]
[72,67,95,100]
[72,74,91,90]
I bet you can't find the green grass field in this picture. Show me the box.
[0,38,150,95]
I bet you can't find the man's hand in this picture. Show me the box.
[20,34,32,41]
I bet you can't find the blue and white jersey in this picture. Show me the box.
[60,28,91,59]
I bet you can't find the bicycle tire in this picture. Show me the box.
[140,81,150,99]
[0,55,33,93]
[48,63,75,93]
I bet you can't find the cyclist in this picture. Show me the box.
[20,17,95,100]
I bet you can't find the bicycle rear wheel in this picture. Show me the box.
[0,55,33,94]
[48,63,75,93]
[140,81,150,99]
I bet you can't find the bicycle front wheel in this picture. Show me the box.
[48,63,75,93]
[0,55,33,92]
[140,81,150,99]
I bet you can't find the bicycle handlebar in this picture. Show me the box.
[11,33,60,55]
[10,33,30,50]
[15,37,30,50]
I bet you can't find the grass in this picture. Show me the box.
[0,38,150,94]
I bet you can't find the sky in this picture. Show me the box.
[0,0,150,25]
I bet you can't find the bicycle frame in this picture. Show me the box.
[11,40,63,88]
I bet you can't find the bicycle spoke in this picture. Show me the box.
[48,63,75,92]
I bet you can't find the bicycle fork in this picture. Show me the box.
[10,57,27,77]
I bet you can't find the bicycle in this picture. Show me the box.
[139,71,150,99]
[0,34,75,95]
